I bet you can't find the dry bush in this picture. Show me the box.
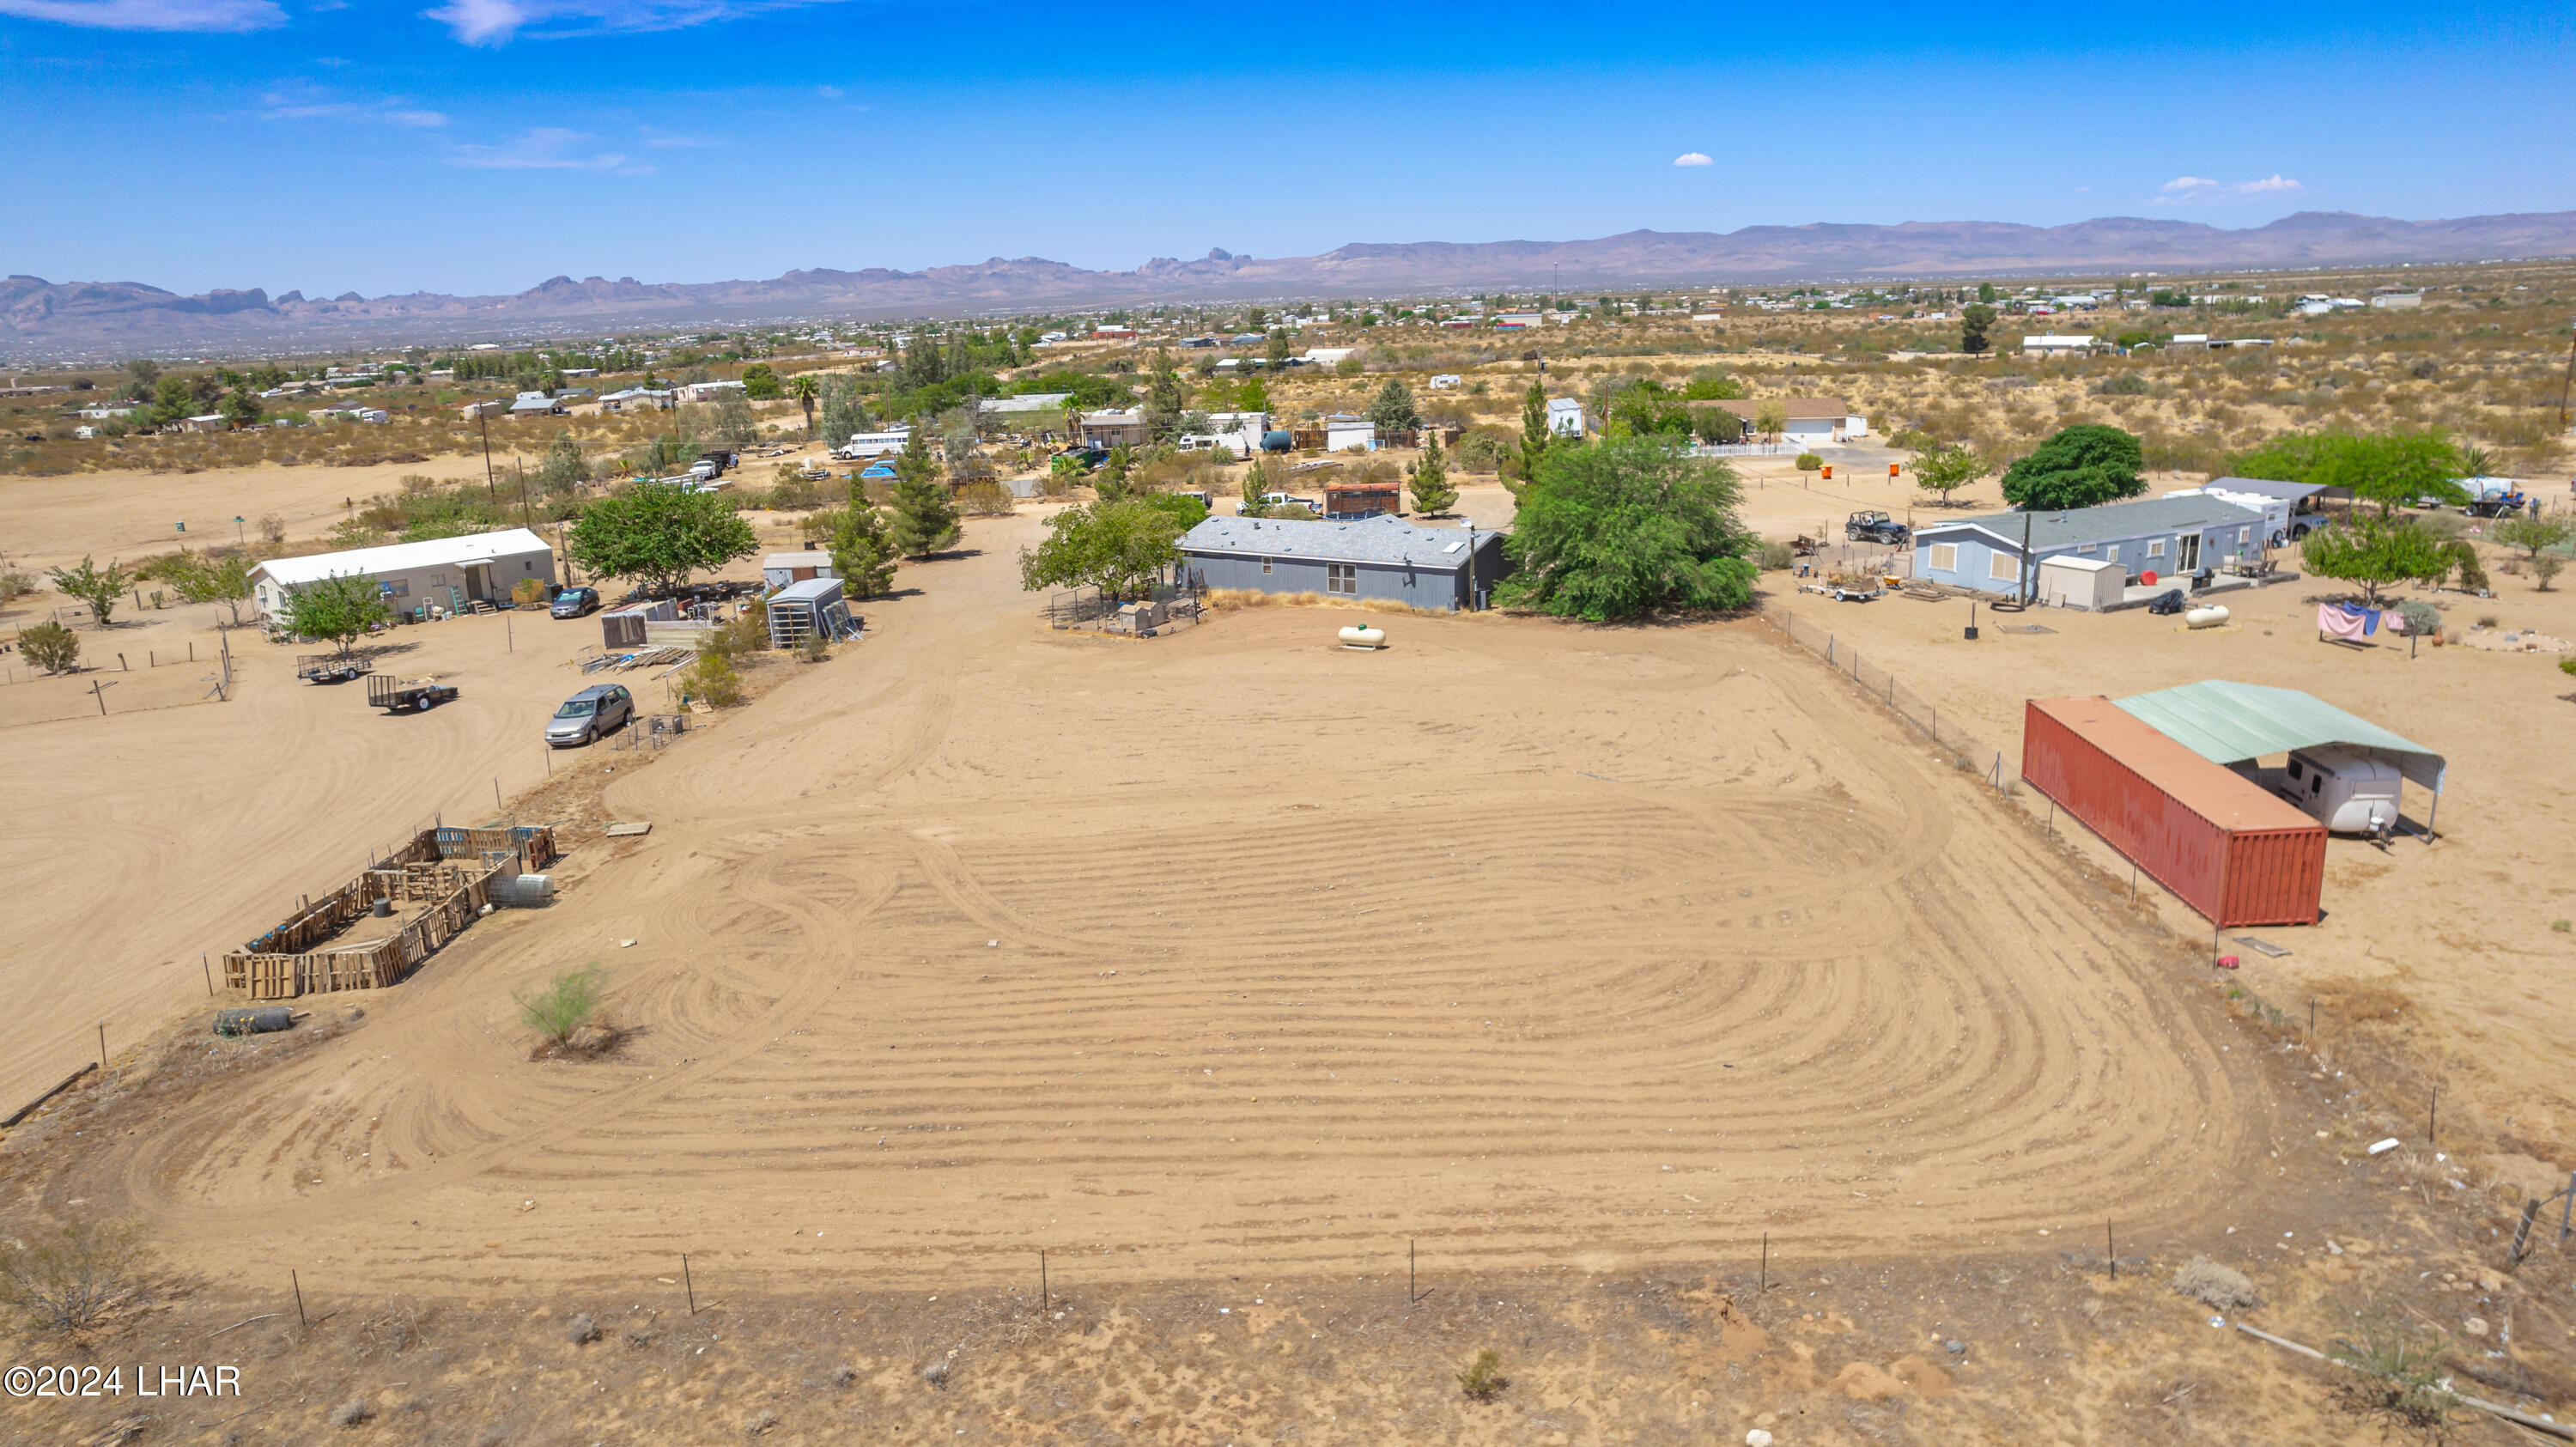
[1458,1347,1508,1400]
[0,1217,151,1334]
[2169,1256,2257,1311]
[355,1298,431,1358]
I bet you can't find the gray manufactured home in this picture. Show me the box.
[1177,515,1506,611]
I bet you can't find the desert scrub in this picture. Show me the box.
[514,964,605,1046]
[0,1216,150,1333]
[1457,1348,1507,1401]
[16,619,81,674]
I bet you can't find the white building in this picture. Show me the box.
[1181,410,1271,457]
[2020,334,2097,358]
[2368,291,2423,309]
[1302,348,1357,368]
[1546,397,1586,437]
[1427,374,1461,389]
[1324,415,1377,453]
[248,528,557,622]
[677,380,747,404]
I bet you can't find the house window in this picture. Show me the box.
[430,574,445,586]
[1928,543,1958,572]
[1260,557,1272,575]
[2076,544,2097,554]
[1327,562,1358,595]
[1989,551,2018,581]
[2145,539,2166,558]
[386,580,410,598]
[2238,527,2250,545]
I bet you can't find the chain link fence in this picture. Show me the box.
[1758,602,2020,793]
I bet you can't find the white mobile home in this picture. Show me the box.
[248,528,557,622]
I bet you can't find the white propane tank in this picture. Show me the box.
[2184,605,2230,629]
[1337,625,1386,649]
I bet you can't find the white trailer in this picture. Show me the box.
[2278,746,2403,835]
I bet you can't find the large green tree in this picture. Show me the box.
[1018,499,1187,597]
[47,556,129,626]
[1518,380,1552,480]
[1406,434,1459,515]
[1959,304,1997,356]
[164,549,256,624]
[2492,514,2573,590]
[2000,424,2146,511]
[1142,349,1188,445]
[1910,443,1990,504]
[787,374,820,438]
[1495,436,1758,621]
[2301,519,2451,605]
[2229,429,2469,516]
[738,362,781,400]
[885,429,961,558]
[279,572,393,653]
[568,479,759,597]
[817,496,899,599]
[535,432,589,496]
[1366,377,1421,435]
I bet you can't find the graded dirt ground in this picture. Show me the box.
[4,501,2288,1314]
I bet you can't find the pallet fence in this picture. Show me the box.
[222,824,557,1000]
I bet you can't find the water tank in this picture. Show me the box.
[1261,430,1293,453]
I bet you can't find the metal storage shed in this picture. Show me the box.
[2036,555,2122,611]
[764,576,851,648]
[2113,679,2447,831]
[2022,696,2327,927]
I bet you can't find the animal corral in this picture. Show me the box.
[222,824,560,1000]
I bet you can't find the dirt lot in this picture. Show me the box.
[3,477,2573,1444]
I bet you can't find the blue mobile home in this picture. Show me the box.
[1911,496,2270,602]
[1177,514,1507,611]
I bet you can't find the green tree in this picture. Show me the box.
[1910,443,1990,504]
[1143,348,1188,445]
[1265,328,1292,366]
[739,362,781,400]
[1690,407,1745,444]
[817,374,872,445]
[16,620,79,674]
[818,499,899,599]
[885,429,961,558]
[218,387,264,429]
[1495,436,1758,621]
[163,549,256,625]
[2301,520,2451,605]
[1518,380,1552,479]
[1680,369,1745,400]
[709,391,759,452]
[2228,430,2467,516]
[1752,400,1787,442]
[1094,443,1135,502]
[568,479,759,597]
[1977,281,1997,304]
[1366,377,1421,435]
[2000,424,2146,511]
[1017,498,1186,597]
[1959,303,1997,356]
[2492,514,2573,590]
[279,571,393,654]
[46,555,129,626]
[1236,377,1270,414]
[535,432,589,496]
[1406,433,1458,515]
[788,374,820,438]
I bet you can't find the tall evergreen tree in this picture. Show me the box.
[885,429,962,558]
[1143,349,1188,445]
[1406,433,1459,516]
[1519,379,1552,479]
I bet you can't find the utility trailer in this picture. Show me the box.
[297,653,371,684]
[368,674,459,713]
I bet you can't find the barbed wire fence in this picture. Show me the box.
[1757,602,2020,795]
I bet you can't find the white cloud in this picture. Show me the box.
[0,0,283,29]
[422,0,854,44]
[2238,173,2302,194]
[448,126,642,172]
[1673,151,1713,167]
[2160,176,2219,192]
[260,85,449,126]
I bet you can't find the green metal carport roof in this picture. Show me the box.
[2113,679,2445,793]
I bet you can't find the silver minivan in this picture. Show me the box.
[547,684,633,747]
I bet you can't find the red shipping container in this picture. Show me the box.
[2021,697,2325,927]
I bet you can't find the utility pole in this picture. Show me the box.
[2558,316,2575,431]
[478,410,498,505]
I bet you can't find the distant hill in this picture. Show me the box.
[8,210,2573,356]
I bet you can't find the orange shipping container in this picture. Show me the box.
[2020,696,2325,927]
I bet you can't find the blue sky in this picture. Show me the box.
[4,0,2571,298]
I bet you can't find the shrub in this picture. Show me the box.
[330,1397,374,1427]
[2327,1299,2452,1443]
[0,1217,150,1333]
[2560,657,2576,678]
[511,577,547,605]
[1458,1348,1507,1401]
[513,965,605,1046]
[18,620,80,674]
[2169,1255,2257,1311]
[1793,452,1823,472]
[684,650,744,707]
[1757,540,1795,570]
[2093,373,2150,396]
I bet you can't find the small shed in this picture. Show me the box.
[763,550,836,591]
[2036,555,2123,611]
[1322,481,1401,520]
[765,576,848,648]
[602,599,675,648]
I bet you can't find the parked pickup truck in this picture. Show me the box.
[1845,510,1911,545]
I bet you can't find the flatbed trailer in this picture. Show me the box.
[297,653,371,684]
[368,674,459,712]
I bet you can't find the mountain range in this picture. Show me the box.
[7,210,2573,358]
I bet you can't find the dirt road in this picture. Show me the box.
[42,507,2278,1300]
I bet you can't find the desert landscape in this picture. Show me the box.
[1,258,2573,1445]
